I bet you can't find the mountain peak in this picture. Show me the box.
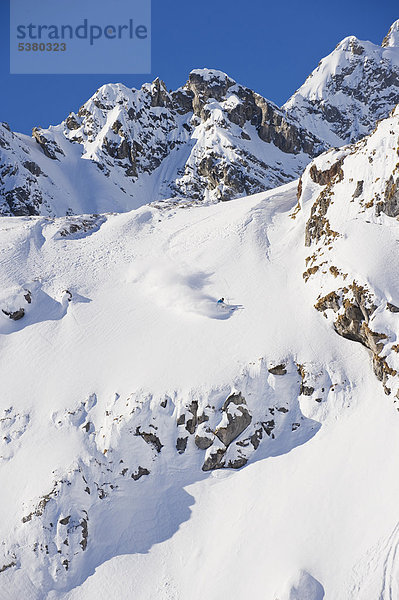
[382,20,399,47]
[189,68,234,84]
[337,35,365,54]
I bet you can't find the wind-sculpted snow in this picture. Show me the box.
[0,281,76,334]
[279,571,325,600]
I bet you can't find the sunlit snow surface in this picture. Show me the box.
[1,98,399,600]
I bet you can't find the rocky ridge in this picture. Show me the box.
[0,69,324,217]
[297,103,399,398]
[2,20,399,218]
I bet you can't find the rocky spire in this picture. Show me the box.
[382,20,399,47]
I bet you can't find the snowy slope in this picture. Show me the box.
[284,20,399,146]
[1,101,399,597]
[0,122,138,217]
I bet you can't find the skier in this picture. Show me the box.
[217,297,225,304]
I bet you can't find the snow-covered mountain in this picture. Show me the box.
[283,20,399,146]
[2,20,399,219]
[0,69,324,217]
[1,86,399,598]
[2,18,399,600]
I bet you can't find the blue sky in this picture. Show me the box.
[0,0,397,134]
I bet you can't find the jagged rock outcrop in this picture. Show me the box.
[376,175,399,217]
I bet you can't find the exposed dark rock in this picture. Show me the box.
[187,70,236,118]
[382,21,399,47]
[309,158,344,186]
[387,302,399,313]
[222,392,245,411]
[23,161,42,176]
[268,364,287,375]
[185,401,198,434]
[58,216,103,238]
[262,420,275,436]
[4,186,41,216]
[352,180,364,199]
[376,175,399,217]
[0,561,16,573]
[2,308,25,321]
[32,128,65,160]
[202,448,226,471]
[373,355,397,386]
[79,518,88,551]
[349,39,364,54]
[297,178,303,201]
[315,291,341,313]
[65,114,80,130]
[249,427,263,449]
[22,485,58,523]
[176,437,188,454]
[131,466,150,480]
[135,427,163,453]
[334,310,385,351]
[305,180,340,247]
[197,413,209,424]
[59,515,70,526]
[212,392,252,447]
[215,409,252,446]
[227,456,248,469]
[194,434,214,450]
[301,386,315,396]
[150,78,173,109]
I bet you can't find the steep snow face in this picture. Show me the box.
[0,70,325,216]
[0,122,143,217]
[284,23,399,146]
[1,109,399,598]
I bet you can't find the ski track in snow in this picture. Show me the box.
[380,522,399,600]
